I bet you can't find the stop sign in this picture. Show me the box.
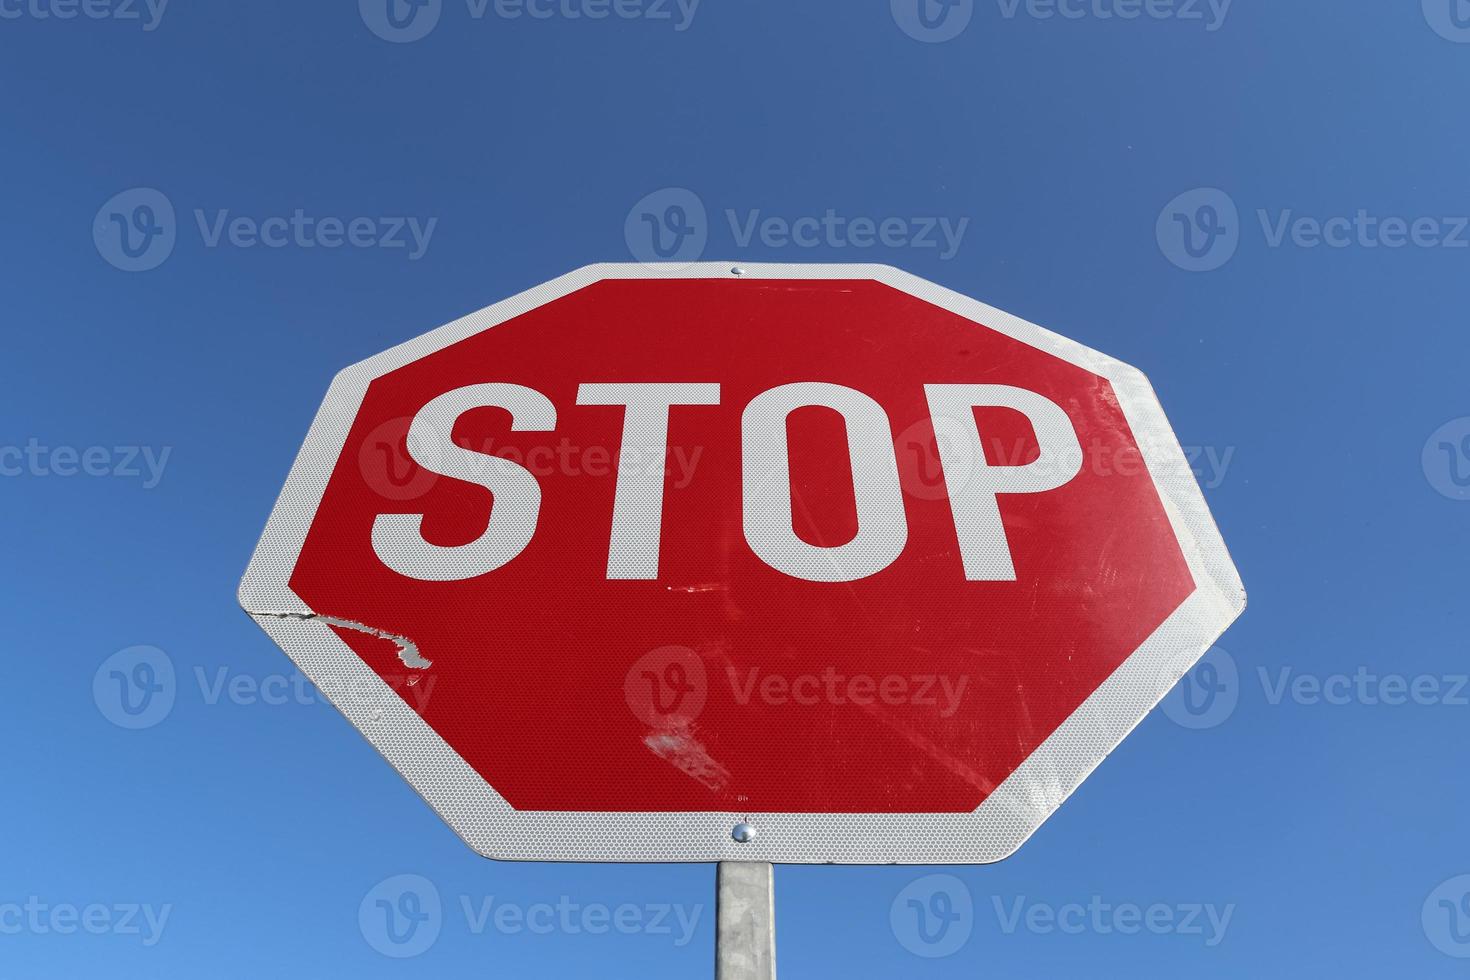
[240,263,1243,864]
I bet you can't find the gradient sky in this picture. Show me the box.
[4,1,1470,976]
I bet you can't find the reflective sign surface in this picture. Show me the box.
[240,263,1244,863]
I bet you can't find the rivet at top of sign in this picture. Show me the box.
[730,267,746,276]
[731,823,757,843]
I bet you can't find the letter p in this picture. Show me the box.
[924,384,1083,581]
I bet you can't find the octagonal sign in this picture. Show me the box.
[239,263,1244,864]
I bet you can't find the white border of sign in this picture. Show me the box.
[239,263,1245,864]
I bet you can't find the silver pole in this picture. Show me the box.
[715,861,775,980]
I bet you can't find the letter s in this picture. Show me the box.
[372,383,555,581]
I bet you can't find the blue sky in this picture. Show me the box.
[4,0,1470,976]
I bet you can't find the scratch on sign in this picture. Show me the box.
[247,609,429,670]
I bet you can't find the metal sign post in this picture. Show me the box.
[716,862,775,980]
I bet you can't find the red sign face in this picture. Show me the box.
[241,264,1243,864]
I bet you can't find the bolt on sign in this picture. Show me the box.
[239,263,1244,864]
